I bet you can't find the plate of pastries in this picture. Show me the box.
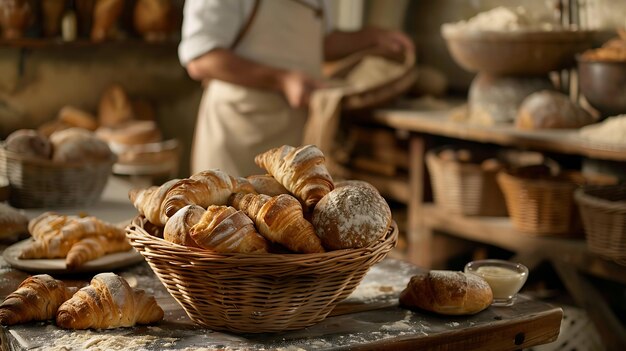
[2,211,143,274]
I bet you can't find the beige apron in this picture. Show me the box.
[191,0,324,177]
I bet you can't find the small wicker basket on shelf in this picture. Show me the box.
[575,185,626,265]
[0,147,114,208]
[498,167,616,236]
[426,147,507,216]
[125,216,398,333]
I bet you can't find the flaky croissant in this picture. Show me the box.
[0,274,76,326]
[161,169,257,219]
[229,193,325,253]
[65,236,132,270]
[56,273,163,329]
[246,174,290,196]
[190,205,269,253]
[163,204,205,247]
[254,145,334,210]
[129,178,181,226]
[28,212,76,241]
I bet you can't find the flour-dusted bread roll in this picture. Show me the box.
[516,90,596,130]
[50,128,114,163]
[0,203,29,239]
[4,129,52,160]
[399,270,493,315]
[58,106,98,131]
[312,184,392,250]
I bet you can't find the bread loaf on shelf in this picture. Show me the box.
[516,90,596,130]
[399,270,493,315]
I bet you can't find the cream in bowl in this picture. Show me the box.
[464,259,528,306]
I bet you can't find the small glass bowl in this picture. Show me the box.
[464,259,529,307]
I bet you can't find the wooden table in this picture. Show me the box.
[349,103,626,350]
[0,252,562,351]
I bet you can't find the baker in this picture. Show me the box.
[179,0,414,176]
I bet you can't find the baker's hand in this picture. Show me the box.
[280,71,324,109]
[365,27,415,63]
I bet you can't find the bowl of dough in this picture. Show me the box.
[441,6,596,75]
[125,144,398,333]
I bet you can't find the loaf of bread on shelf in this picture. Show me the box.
[246,174,290,196]
[57,106,98,131]
[49,128,114,163]
[4,129,52,160]
[516,90,596,130]
[95,120,162,146]
[0,203,29,239]
[98,84,134,127]
[312,183,391,250]
[56,272,163,329]
[133,0,174,42]
[254,144,334,210]
[91,0,125,42]
[190,205,269,253]
[399,270,493,315]
[163,204,204,247]
[0,274,76,326]
[229,193,325,253]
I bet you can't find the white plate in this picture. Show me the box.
[2,239,145,274]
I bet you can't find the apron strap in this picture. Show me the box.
[231,0,261,50]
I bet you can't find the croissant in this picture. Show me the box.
[0,274,76,326]
[162,169,252,219]
[246,174,290,196]
[65,236,132,269]
[190,205,269,254]
[56,273,163,329]
[20,215,126,259]
[128,178,180,226]
[254,145,334,210]
[229,193,325,253]
[163,205,205,247]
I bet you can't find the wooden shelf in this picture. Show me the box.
[348,170,410,204]
[421,204,626,285]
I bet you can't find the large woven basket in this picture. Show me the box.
[125,216,398,333]
[426,147,507,216]
[575,185,626,264]
[0,147,113,208]
[497,168,616,236]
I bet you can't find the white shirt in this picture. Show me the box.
[178,0,334,66]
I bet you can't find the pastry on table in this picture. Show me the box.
[56,272,163,329]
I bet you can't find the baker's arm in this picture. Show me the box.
[324,27,415,62]
[186,49,322,108]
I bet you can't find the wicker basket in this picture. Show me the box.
[426,147,507,216]
[125,216,398,333]
[0,147,113,208]
[497,168,616,236]
[575,185,626,264]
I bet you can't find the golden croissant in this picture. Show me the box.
[56,273,163,329]
[65,235,132,270]
[163,205,205,247]
[0,274,76,326]
[190,205,269,253]
[254,144,334,210]
[128,178,180,226]
[161,169,257,219]
[229,193,325,253]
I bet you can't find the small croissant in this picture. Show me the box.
[254,145,334,210]
[56,273,163,329]
[190,205,269,254]
[229,193,325,253]
[129,178,180,226]
[163,205,205,247]
[65,236,132,270]
[0,274,76,326]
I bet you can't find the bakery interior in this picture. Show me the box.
[1,0,626,350]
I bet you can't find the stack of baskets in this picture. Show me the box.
[0,146,113,208]
[426,146,507,216]
[125,216,398,333]
[575,185,626,265]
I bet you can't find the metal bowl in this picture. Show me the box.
[577,58,626,117]
[441,26,596,75]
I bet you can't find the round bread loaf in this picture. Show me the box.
[399,270,493,315]
[4,129,52,160]
[516,90,596,130]
[50,128,113,163]
[312,184,391,250]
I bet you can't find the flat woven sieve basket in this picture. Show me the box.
[575,185,626,264]
[125,216,398,333]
